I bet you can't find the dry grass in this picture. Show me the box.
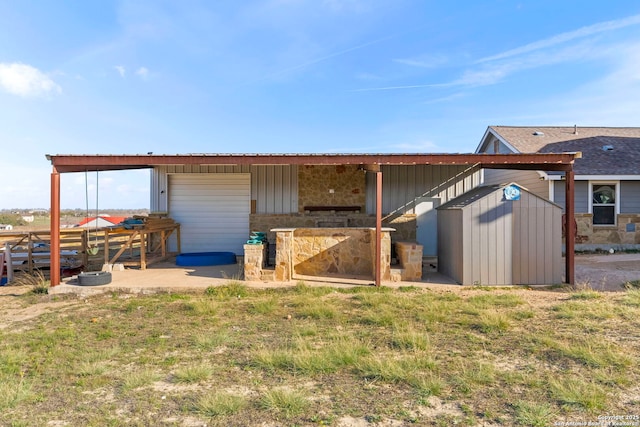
[0,284,638,426]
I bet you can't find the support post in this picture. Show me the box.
[375,170,382,287]
[565,170,575,286]
[50,169,61,286]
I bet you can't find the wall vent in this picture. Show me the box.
[533,131,544,136]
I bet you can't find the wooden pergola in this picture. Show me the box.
[46,153,579,287]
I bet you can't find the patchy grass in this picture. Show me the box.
[192,391,248,418]
[514,400,555,426]
[260,388,309,418]
[10,270,49,294]
[0,284,639,425]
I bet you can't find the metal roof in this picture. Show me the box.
[46,152,578,173]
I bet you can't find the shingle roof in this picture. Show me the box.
[489,126,640,175]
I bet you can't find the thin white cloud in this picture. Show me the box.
[354,30,611,92]
[457,40,598,87]
[114,65,126,77]
[393,54,448,69]
[0,63,62,97]
[477,13,640,63]
[422,92,466,104]
[537,42,640,125]
[355,14,640,93]
[136,67,149,79]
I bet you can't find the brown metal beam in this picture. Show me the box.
[565,170,575,286]
[375,171,382,287]
[50,169,61,286]
[46,153,577,173]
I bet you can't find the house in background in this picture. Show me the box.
[476,126,640,250]
[76,216,127,229]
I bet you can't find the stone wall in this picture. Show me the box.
[243,244,265,281]
[274,228,392,282]
[574,213,640,248]
[297,165,366,212]
[394,242,423,281]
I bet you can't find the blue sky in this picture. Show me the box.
[1,1,640,209]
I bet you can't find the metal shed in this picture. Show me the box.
[437,183,562,286]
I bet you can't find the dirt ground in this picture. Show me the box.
[0,252,638,329]
[573,252,640,291]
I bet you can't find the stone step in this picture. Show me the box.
[390,268,404,282]
[261,269,276,281]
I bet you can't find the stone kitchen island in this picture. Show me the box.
[272,227,395,282]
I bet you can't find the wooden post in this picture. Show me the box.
[50,169,61,286]
[176,225,181,254]
[104,229,110,266]
[375,170,382,287]
[4,243,13,283]
[565,170,575,286]
[140,231,147,270]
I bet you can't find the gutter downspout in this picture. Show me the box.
[50,167,61,286]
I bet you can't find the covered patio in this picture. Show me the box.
[46,152,579,288]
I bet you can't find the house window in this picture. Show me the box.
[592,184,616,225]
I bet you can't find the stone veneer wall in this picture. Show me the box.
[297,165,366,212]
[574,213,640,247]
[243,244,265,281]
[394,242,423,281]
[274,228,392,281]
[250,213,416,245]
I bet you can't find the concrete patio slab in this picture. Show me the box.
[49,259,462,296]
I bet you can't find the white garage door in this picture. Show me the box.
[168,174,250,255]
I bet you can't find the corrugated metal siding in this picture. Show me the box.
[621,181,640,213]
[366,165,481,214]
[152,165,298,214]
[437,209,463,283]
[482,169,549,198]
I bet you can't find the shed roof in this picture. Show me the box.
[437,183,561,210]
[485,126,640,175]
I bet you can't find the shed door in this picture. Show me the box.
[168,174,250,255]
